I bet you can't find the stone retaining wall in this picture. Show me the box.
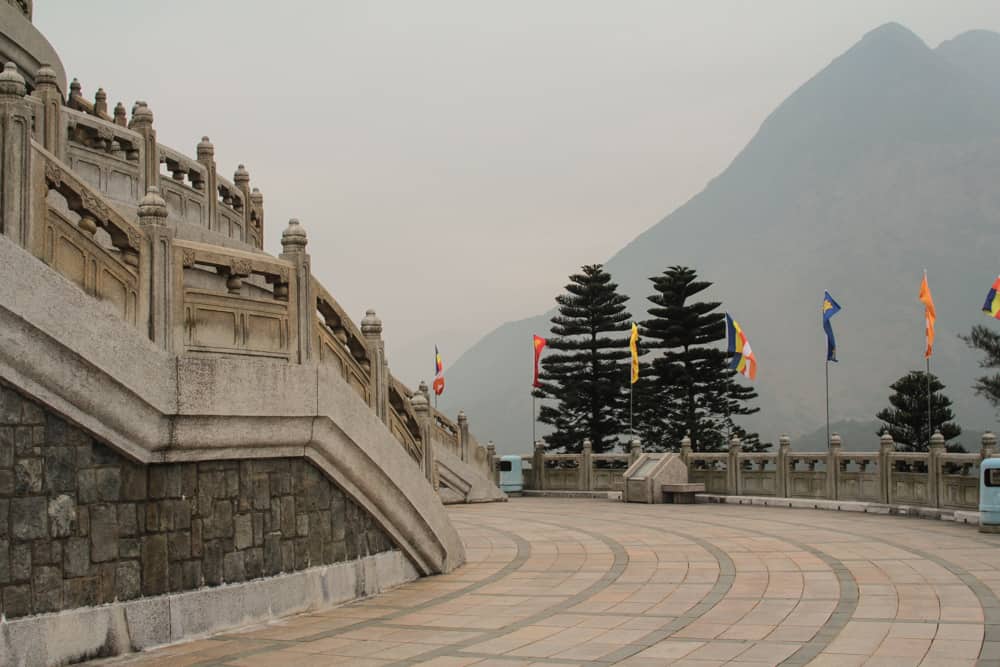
[0,382,396,619]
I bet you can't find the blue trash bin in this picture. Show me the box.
[980,458,1000,532]
[499,455,523,493]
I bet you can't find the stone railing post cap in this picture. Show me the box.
[418,380,429,394]
[138,187,168,219]
[779,434,790,445]
[410,391,428,412]
[457,410,467,422]
[880,432,894,444]
[630,437,641,446]
[930,431,945,446]
[281,218,308,249]
[36,64,58,87]
[234,164,250,183]
[534,439,545,449]
[0,62,27,97]
[361,309,382,335]
[983,432,997,445]
[830,433,842,446]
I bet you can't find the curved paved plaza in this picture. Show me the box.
[103,498,1000,666]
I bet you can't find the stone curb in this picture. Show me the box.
[696,493,981,525]
[0,551,417,667]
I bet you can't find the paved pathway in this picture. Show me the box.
[99,498,1000,666]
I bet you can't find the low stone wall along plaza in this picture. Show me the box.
[0,382,395,620]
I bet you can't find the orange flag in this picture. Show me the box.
[532,335,547,388]
[919,272,936,358]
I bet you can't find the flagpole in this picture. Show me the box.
[926,356,932,445]
[825,359,830,448]
[531,337,536,447]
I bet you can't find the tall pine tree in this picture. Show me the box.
[961,325,1000,411]
[876,370,963,452]
[638,266,760,452]
[533,265,632,453]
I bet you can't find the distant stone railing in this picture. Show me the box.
[682,431,993,511]
[502,431,995,511]
[0,60,492,492]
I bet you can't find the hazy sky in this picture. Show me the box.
[35,1,1000,385]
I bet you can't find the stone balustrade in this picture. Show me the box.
[0,60,494,496]
[504,431,995,511]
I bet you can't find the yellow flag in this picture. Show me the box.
[629,323,639,384]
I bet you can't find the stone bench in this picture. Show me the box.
[662,483,706,504]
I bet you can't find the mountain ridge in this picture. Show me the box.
[440,23,1000,454]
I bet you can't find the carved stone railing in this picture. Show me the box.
[0,60,497,498]
[521,438,642,492]
[683,432,992,511]
[173,240,294,360]
[33,144,142,326]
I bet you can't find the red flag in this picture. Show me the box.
[919,272,936,359]
[432,346,445,395]
[532,335,547,388]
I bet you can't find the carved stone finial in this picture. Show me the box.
[829,433,842,448]
[779,434,791,449]
[629,437,641,452]
[929,431,945,450]
[35,64,57,90]
[457,410,467,424]
[410,389,428,414]
[138,186,168,226]
[681,434,692,450]
[130,101,153,128]
[280,218,307,253]
[582,438,592,452]
[983,431,997,452]
[94,87,107,115]
[69,77,81,99]
[418,380,429,398]
[233,163,250,187]
[0,63,26,98]
[250,187,263,204]
[361,309,382,337]
[534,439,545,451]
[880,432,894,449]
[196,135,214,161]
[729,434,742,451]
[113,101,127,125]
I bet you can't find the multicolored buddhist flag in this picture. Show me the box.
[532,335,547,388]
[629,323,640,384]
[725,313,757,380]
[432,346,445,395]
[919,272,936,359]
[983,276,1000,319]
[822,291,841,362]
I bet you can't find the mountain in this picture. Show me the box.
[441,24,1000,454]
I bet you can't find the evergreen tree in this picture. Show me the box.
[533,264,632,453]
[961,325,1000,411]
[639,266,760,452]
[876,370,962,451]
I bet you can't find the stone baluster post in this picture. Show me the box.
[457,411,470,463]
[94,88,108,117]
[128,101,157,197]
[233,164,251,244]
[728,435,742,495]
[412,383,437,489]
[0,63,31,247]
[279,219,313,363]
[196,136,217,231]
[533,439,546,491]
[879,432,894,504]
[486,441,496,481]
[581,439,593,491]
[249,187,264,249]
[928,431,945,508]
[680,434,692,468]
[777,435,790,498]
[629,437,642,466]
[981,432,997,460]
[31,64,62,158]
[360,309,388,422]
[828,433,842,500]
[136,188,173,348]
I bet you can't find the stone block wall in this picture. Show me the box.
[0,382,396,619]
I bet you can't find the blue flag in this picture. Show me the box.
[822,291,841,362]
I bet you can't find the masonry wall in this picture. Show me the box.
[0,382,396,619]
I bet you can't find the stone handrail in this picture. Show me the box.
[520,439,642,493]
[3,60,497,512]
[0,232,464,575]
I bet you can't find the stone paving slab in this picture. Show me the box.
[90,498,1000,666]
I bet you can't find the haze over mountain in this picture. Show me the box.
[440,23,1000,453]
